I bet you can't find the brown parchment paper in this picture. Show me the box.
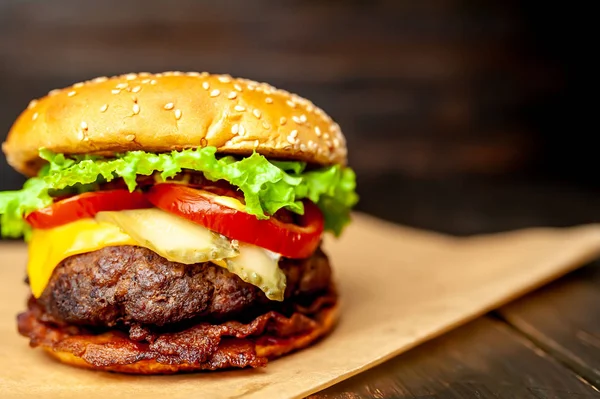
[2,213,600,399]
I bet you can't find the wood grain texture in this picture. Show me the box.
[0,0,560,189]
[309,317,600,398]
[357,176,600,236]
[499,263,600,387]
[0,1,597,396]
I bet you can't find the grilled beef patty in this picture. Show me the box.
[37,245,332,329]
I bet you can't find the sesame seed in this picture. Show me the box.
[300,144,307,151]
[125,73,137,80]
[306,104,314,113]
[132,104,140,114]
[67,91,77,97]
[323,133,330,140]
[299,114,307,123]
[292,95,307,106]
[111,89,121,94]
[315,126,321,137]
[100,104,109,112]
[141,79,151,84]
[150,79,157,85]
[280,117,287,125]
[234,84,243,92]
[228,91,238,99]
[286,100,296,108]
[247,84,256,91]
[252,109,262,119]
[200,72,209,77]
[287,135,296,144]
[172,71,183,76]
[202,82,210,90]
[93,76,108,83]
[234,105,246,112]
[125,134,136,141]
[210,89,221,97]
[73,82,84,88]
[308,140,315,148]
[333,138,340,147]
[138,72,150,77]
[254,140,259,148]
[131,85,141,93]
[174,109,182,120]
[48,89,60,96]
[290,130,298,138]
[155,73,164,78]
[218,76,231,83]
[27,100,38,109]
[32,112,38,121]
[77,130,85,141]
[80,121,88,130]
[292,116,303,125]
[164,102,174,110]
[116,83,129,89]
[239,125,245,136]
[187,72,200,77]
[265,97,273,104]
[262,121,271,130]
[231,124,239,134]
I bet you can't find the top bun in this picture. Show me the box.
[3,72,347,176]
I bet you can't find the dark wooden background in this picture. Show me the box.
[2,2,600,397]
[0,0,595,235]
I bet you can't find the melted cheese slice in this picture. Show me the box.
[27,210,286,300]
[28,219,137,298]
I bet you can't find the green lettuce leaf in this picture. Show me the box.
[0,147,358,239]
[0,176,52,239]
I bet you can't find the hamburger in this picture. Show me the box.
[0,72,358,373]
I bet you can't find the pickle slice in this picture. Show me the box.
[96,208,238,264]
[220,245,286,301]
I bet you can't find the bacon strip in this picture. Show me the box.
[18,293,337,373]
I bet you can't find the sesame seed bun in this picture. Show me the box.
[2,72,347,176]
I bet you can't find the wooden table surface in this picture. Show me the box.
[309,177,600,398]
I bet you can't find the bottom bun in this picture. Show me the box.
[18,293,338,374]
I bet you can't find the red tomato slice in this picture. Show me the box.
[146,184,324,259]
[26,190,152,229]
